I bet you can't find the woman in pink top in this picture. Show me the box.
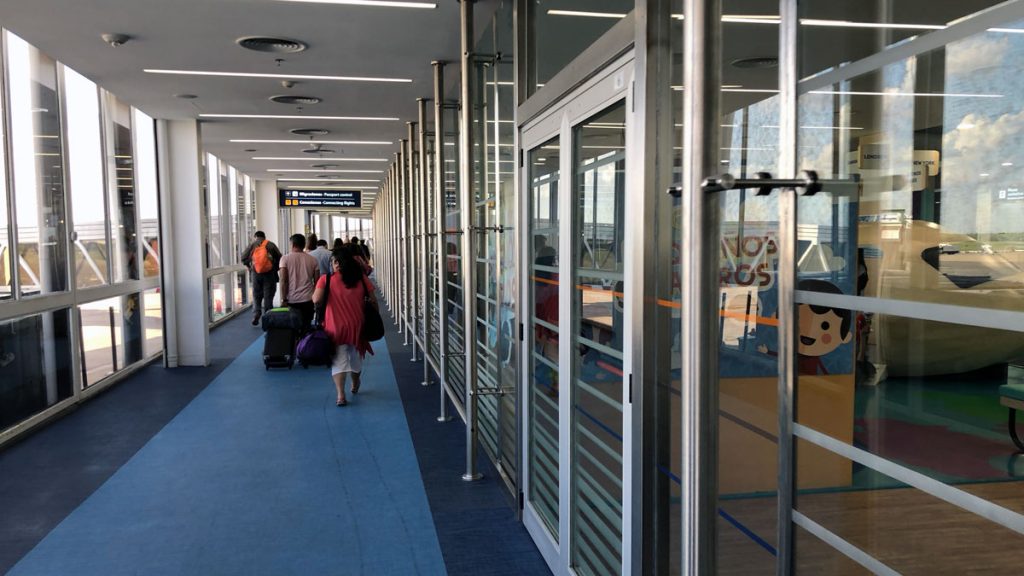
[312,246,377,406]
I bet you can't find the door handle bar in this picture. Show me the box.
[700,170,821,196]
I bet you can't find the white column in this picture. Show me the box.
[290,209,305,240]
[254,179,280,245]
[157,119,209,367]
[318,213,330,243]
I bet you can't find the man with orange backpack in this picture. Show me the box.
[241,231,283,326]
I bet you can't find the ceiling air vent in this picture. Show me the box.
[303,147,336,154]
[290,128,330,136]
[270,95,322,105]
[311,163,340,169]
[731,57,778,69]
[236,36,308,54]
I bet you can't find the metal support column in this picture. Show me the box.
[777,0,799,572]
[407,123,421,362]
[433,60,453,422]
[460,0,482,482]
[680,0,721,572]
[418,98,432,385]
[398,148,409,342]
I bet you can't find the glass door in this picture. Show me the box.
[521,57,636,576]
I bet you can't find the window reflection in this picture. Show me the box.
[134,109,160,279]
[572,102,626,576]
[797,23,1024,314]
[525,0,634,98]
[104,93,138,282]
[0,309,73,429]
[6,31,69,296]
[529,137,561,540]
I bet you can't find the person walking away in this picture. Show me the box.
[312,247,378,406]
[332,237,344,251]
[349,235,371,275]
[241,231,282,326]
[306,233,319,253]
[309,239,333,276]
[359,239,371,262]
[279,233,319,333]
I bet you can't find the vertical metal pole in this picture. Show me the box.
[419,98,431,385]
[434,60,453,423]
[777,0,799,572]
[399,148,409,342]
[460,0,482,482]
[408,123,421,362]
[680,0,721,572]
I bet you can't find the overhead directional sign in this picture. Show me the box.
[279,188,362,209]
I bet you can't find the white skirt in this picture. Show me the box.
[331,344,363,375]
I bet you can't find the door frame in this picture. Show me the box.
[519,52,638,576]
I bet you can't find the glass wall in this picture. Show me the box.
[203,155,253,326]
[0,30,163,438]
[6,31,69,297]
[64,68,107,289]
[524,0,635,98]
[472,0,518,484]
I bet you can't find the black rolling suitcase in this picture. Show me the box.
[261,307,301,370]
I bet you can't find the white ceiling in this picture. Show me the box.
[0,0,481,213]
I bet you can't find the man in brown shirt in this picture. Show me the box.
[278,233,320,333]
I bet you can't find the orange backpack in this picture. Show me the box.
[252,240,273,273]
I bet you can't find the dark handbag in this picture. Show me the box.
[361,277,385,342]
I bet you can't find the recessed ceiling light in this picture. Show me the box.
[231,139,392,144]
[199,114,399,121]
[275,0,436,7]
[290,128,331,136]
[236,36,308,53]
[253,157,388,161]
[270,95,322,105]
[144,69,412,83]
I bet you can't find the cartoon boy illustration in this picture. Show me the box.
[759,279,852,375]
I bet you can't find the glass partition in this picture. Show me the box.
[6,31,69,297]
[571,101,627,576]
[524,0,635,98]
[0,309,73,430]
[528,137,561,540]
[0,55,9,301]
[103,92,138,282]
[63,67,108,289]
[134,109,160,279]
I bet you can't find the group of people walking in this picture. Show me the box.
[241,231,377,406]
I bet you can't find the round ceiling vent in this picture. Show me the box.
[731,57,778,69]
[236,36,308,54]
[290,128,330,136]
[270,95,321,105]
[303,147,335,154]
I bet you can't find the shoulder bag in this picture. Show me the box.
[361,276,385,342]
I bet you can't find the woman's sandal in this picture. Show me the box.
[336,398,348,407]
[351,382,360,395]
